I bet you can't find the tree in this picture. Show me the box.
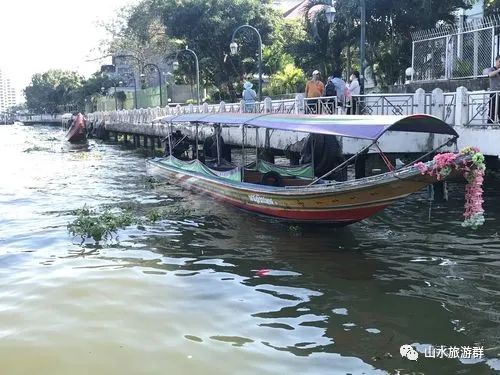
[148,0,281,100]
[485,0,500,16]
[269,63,307,95]
[300,0,470,87]
[24,70,84,114]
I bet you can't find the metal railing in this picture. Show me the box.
[466,91,500,125]
[354,94,415,116]
[80,89,500,127]
[303,96,339,114]
[16,114,62,123]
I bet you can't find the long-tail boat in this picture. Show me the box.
[65,113,86,143]
[146,113,474,225]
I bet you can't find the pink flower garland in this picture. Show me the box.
[414,147,485,228]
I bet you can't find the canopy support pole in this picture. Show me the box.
[195,124,199,160]
[403,136,459,169]
[242,125,246,181]
[311,136,315,176]
[308,142,374,186]
[216,124,221,166]
[168,123,173,157]
[375,143,395,171]
[255,127,259,164]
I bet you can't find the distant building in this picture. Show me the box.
[0,69,17,112]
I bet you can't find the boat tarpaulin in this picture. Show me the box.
[156,156,242,182]
[159,113,458,141]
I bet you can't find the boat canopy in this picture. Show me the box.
[158,113,458,141]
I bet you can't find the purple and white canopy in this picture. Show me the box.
[158,113,458,141]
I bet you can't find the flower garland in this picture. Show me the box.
[414,146,485,229]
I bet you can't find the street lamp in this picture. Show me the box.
[141,63,164,107]
[113,54,142,108]
[120,72,138,109]
[230,24,263,101]
[325,6,336,24]
[173,46,200,105]
[163,72,173,104]
[326,0,366,94]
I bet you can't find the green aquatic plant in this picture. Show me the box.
[68,203,193,243]
[67,206,133,242]
[146,206,193,223]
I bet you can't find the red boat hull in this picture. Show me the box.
[146,158,436,224]
[65,114,86,143]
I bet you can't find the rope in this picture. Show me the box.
[375,143,395,171]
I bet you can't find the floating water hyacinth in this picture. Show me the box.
[414,147,486,229]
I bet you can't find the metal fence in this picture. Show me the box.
[355,94,415,116]
[466,90,500,125]
[82,89,500,127]
[412,16,500,81]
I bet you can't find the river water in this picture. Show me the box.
[0,124,498,375]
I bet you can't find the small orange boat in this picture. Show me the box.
[65,113,86,143]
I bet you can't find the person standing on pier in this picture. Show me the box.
[487,55,500,123]
[347,71,360,115]
[329,72,347,114]
[305,70,325,114]
[242,81,257,113]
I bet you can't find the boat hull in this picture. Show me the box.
[65,114,86,143]
[147,159,439,224]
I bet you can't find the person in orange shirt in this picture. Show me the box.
[305,70,325,113]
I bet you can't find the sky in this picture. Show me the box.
[0,0,137,100]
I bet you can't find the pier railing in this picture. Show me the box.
[39,88,500,128]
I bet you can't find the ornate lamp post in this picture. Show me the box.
[141,63,164,107]
[325,0,366,94]
[113,54,141,108]
[230,24,263,101]
[173,46,200,105]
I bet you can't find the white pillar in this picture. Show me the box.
[295,93,305,114]
[219,101,226,113]
[264,97,273,113]
[455,86,468,126]
[431,88,444,119]
[414,88,426,114]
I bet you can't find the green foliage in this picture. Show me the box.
[485,0,500,16]
[24,70,84,114]
[300,0,470,85]
[92,0,473,99]
[269,63,306,95]
[123,0,281,101]
[67,206,134,242]
[68,204,193,243]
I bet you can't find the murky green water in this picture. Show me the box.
[0,124,498,374]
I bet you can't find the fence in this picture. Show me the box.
[411,16,500,81]
[49,88,500,128]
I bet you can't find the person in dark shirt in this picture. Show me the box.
[487,55,500,123]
